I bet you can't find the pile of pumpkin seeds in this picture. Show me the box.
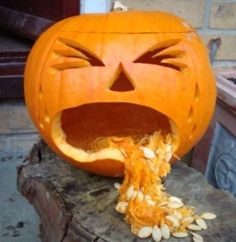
[111,132,216,242]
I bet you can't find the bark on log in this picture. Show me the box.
[17,141,236,242]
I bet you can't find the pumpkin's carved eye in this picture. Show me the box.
[52,38,104,70]
[134,39,187,71]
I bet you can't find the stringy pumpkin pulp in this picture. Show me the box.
[88,132,194,236]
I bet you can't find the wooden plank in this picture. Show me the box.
[216,100,236,136]
[192,72,236,174]
[191,119,216,174]
[217,74,236,113]
[18,141,236,242]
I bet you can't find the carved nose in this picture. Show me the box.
[109,66,135,92]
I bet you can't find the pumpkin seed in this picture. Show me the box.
[126,185,134,200]
[173,211,182,220]
[167,201,183,208]
[114,183,121,189]
[115,202,128,214]
[195,217,207,229]
[145,194,152,200]
[169,196,183,204]
[201,212,216,220]
[137,191,144,201]
[193,236,204,242]
[145,196,156,206]
[165,215,180,227]
[182,216,195,224]
[152,225,162,242]
[140,147,155,159]
[131,225,138,235]
[137,226,152,238]
[131,190,138,200]
[172,232,188,238]
[165,152,172,162]
[191,232,203,240]
[165,144,172,152]
[160,223,170,239]
[187,224,202,231]
[147,200,156,206]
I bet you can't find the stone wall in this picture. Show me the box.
[119,0,236,68]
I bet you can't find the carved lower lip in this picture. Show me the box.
[51,102,179,162]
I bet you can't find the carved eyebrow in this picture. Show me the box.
[52,37,104,70]
[134,39,187,71]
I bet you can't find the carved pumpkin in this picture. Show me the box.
[25,11,216,239]
[25,11,215,176]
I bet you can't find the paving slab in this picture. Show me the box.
[0,133,41,242]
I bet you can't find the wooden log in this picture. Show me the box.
[17,141,236,242]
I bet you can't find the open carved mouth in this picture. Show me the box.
[51,102,179,163]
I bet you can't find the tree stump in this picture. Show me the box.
[17,141,236,242]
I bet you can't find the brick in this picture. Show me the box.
[210,1,236,29]
[200,35,236,61]
[0,101,36,134]
[120,0,205,28]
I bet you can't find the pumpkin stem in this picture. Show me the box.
[112,1,129,12]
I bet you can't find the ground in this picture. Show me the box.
[0,133,41,242]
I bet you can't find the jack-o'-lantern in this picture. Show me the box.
[25,11,216,240]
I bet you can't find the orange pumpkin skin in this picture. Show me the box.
[24,11,216,177]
